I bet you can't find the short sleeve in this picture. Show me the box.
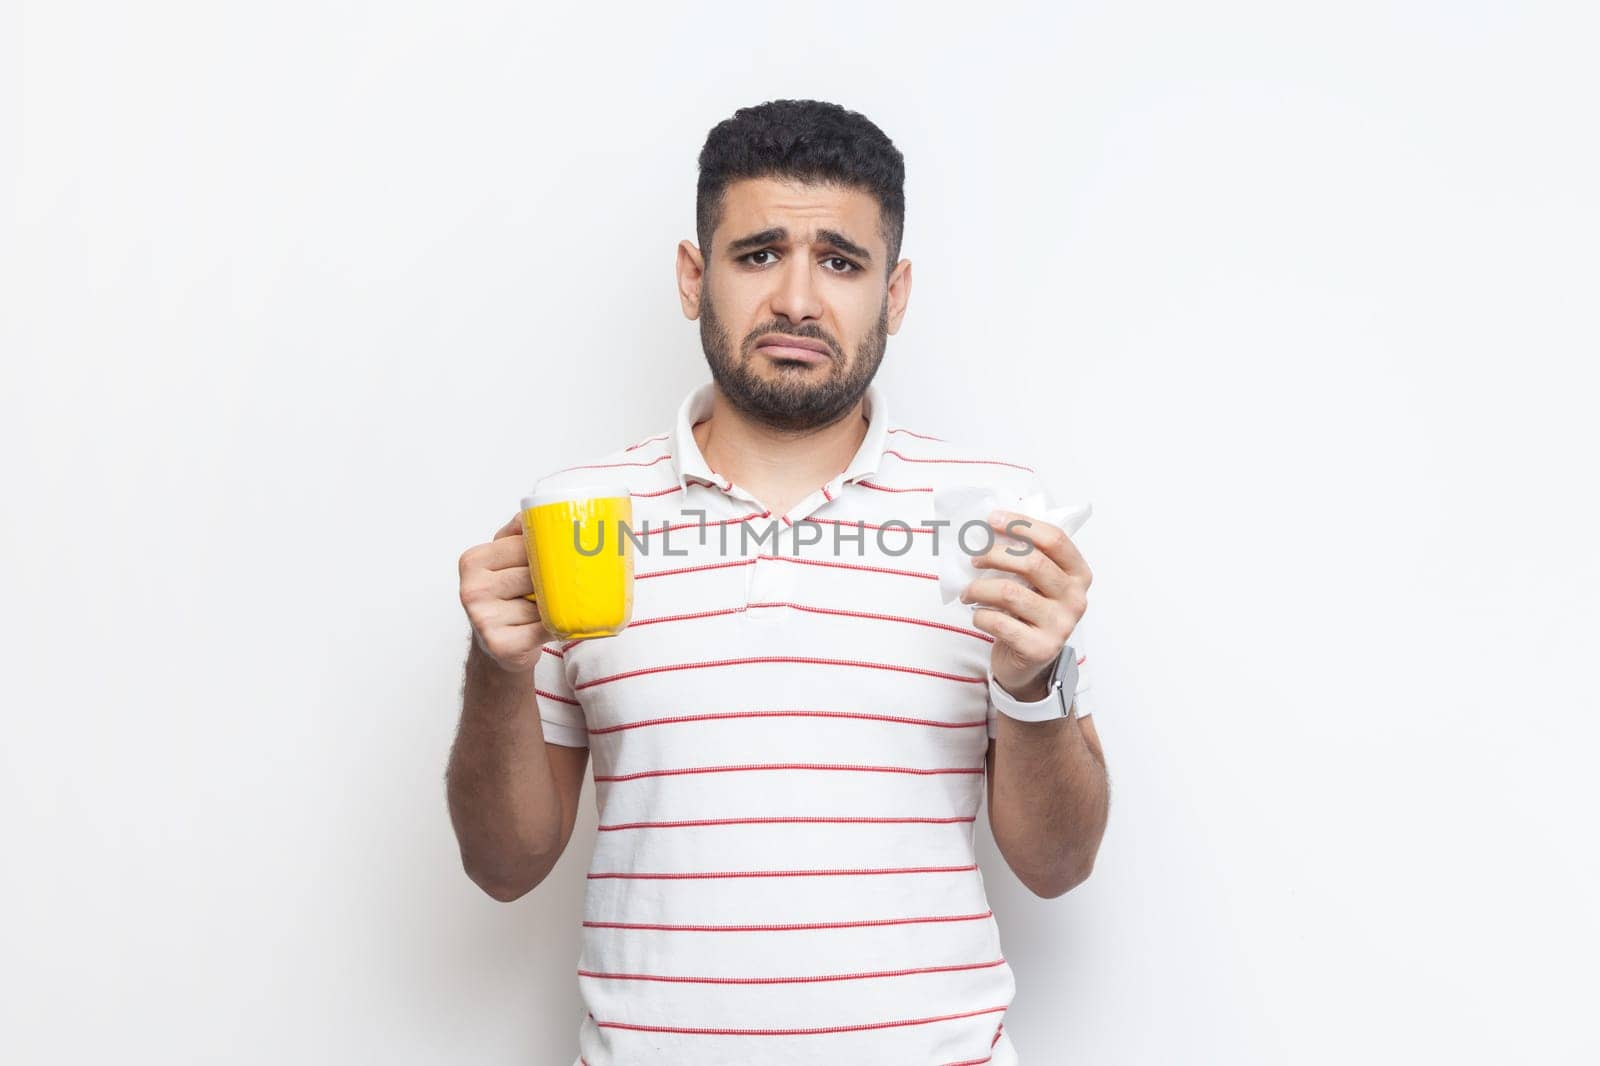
[986,635,1095,738]
[534,643,588,747]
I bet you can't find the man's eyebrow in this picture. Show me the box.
[725,227,874,265]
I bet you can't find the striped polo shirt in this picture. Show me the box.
[531,380,1096,1065]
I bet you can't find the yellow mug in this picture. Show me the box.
[519,485,635,640]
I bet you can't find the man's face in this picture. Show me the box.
[680,177,911,432]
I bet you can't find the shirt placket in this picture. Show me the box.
[701,470,857,609]
[685,473,773,607]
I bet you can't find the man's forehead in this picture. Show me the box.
[718,177,880,246]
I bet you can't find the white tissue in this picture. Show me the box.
[931,485,1092,607]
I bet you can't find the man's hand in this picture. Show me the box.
[458,513,551,674]
[962,509,1092,702]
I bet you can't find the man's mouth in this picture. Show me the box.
[755,334,832,364]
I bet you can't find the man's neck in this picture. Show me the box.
[692,388,870,516]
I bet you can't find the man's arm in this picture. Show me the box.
[446,513,588,902]
[963,506,1108,898]
[985,707,1108,898]
[446,640,587,901]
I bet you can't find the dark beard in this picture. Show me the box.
[699,287,889,433]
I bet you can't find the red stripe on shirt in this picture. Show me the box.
[631,484,683,498]
[595,762,984,783]
[635,511,768,538]
[535,687,579,707]
[939,1023,1007,1065]
[553,453,674,472]
[592,1003,1008,1036]
[856,479,932,493]
[574,598,985,645]
[588,709,989,737]
[578,957,1004,984]
[636,558,755,580]
[576,655,984,691]
[586,864,979,880]
[597,814,977,831]
[636,550,755,576]
[882,449,1034,472]
[636,555,935,582]
[581,910,993,933]
[606,605,747,631]
[743,600,992,642]
[804,516,935,535]
[623,433,670,452]
[761,554,937,580]
[555,600,832,652]
[888,427,946,442]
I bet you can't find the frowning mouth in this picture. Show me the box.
[754,333,832,364]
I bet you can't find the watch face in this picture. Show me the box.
[1048,644,1075,689]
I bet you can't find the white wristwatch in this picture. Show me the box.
[989,643,1079,723]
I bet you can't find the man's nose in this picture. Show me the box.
[768,253,824,324]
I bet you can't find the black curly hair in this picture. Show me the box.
[696,99,906,280]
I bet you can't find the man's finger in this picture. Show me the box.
[468,597,543,637]
[482,564,536,601]
[481,528,534,571]
[963,576,1054,630]
[993,512,1089,581]
[974,535,1072,599]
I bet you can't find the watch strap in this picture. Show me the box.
[989,643,1078,723]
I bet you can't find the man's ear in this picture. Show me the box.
[677,240,706,320]
[886,258,913,334]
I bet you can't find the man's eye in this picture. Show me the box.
[741,251,859,273]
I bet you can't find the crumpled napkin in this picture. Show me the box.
[931,485,1092,606]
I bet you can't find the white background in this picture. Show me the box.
[5,2,1597,1062]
